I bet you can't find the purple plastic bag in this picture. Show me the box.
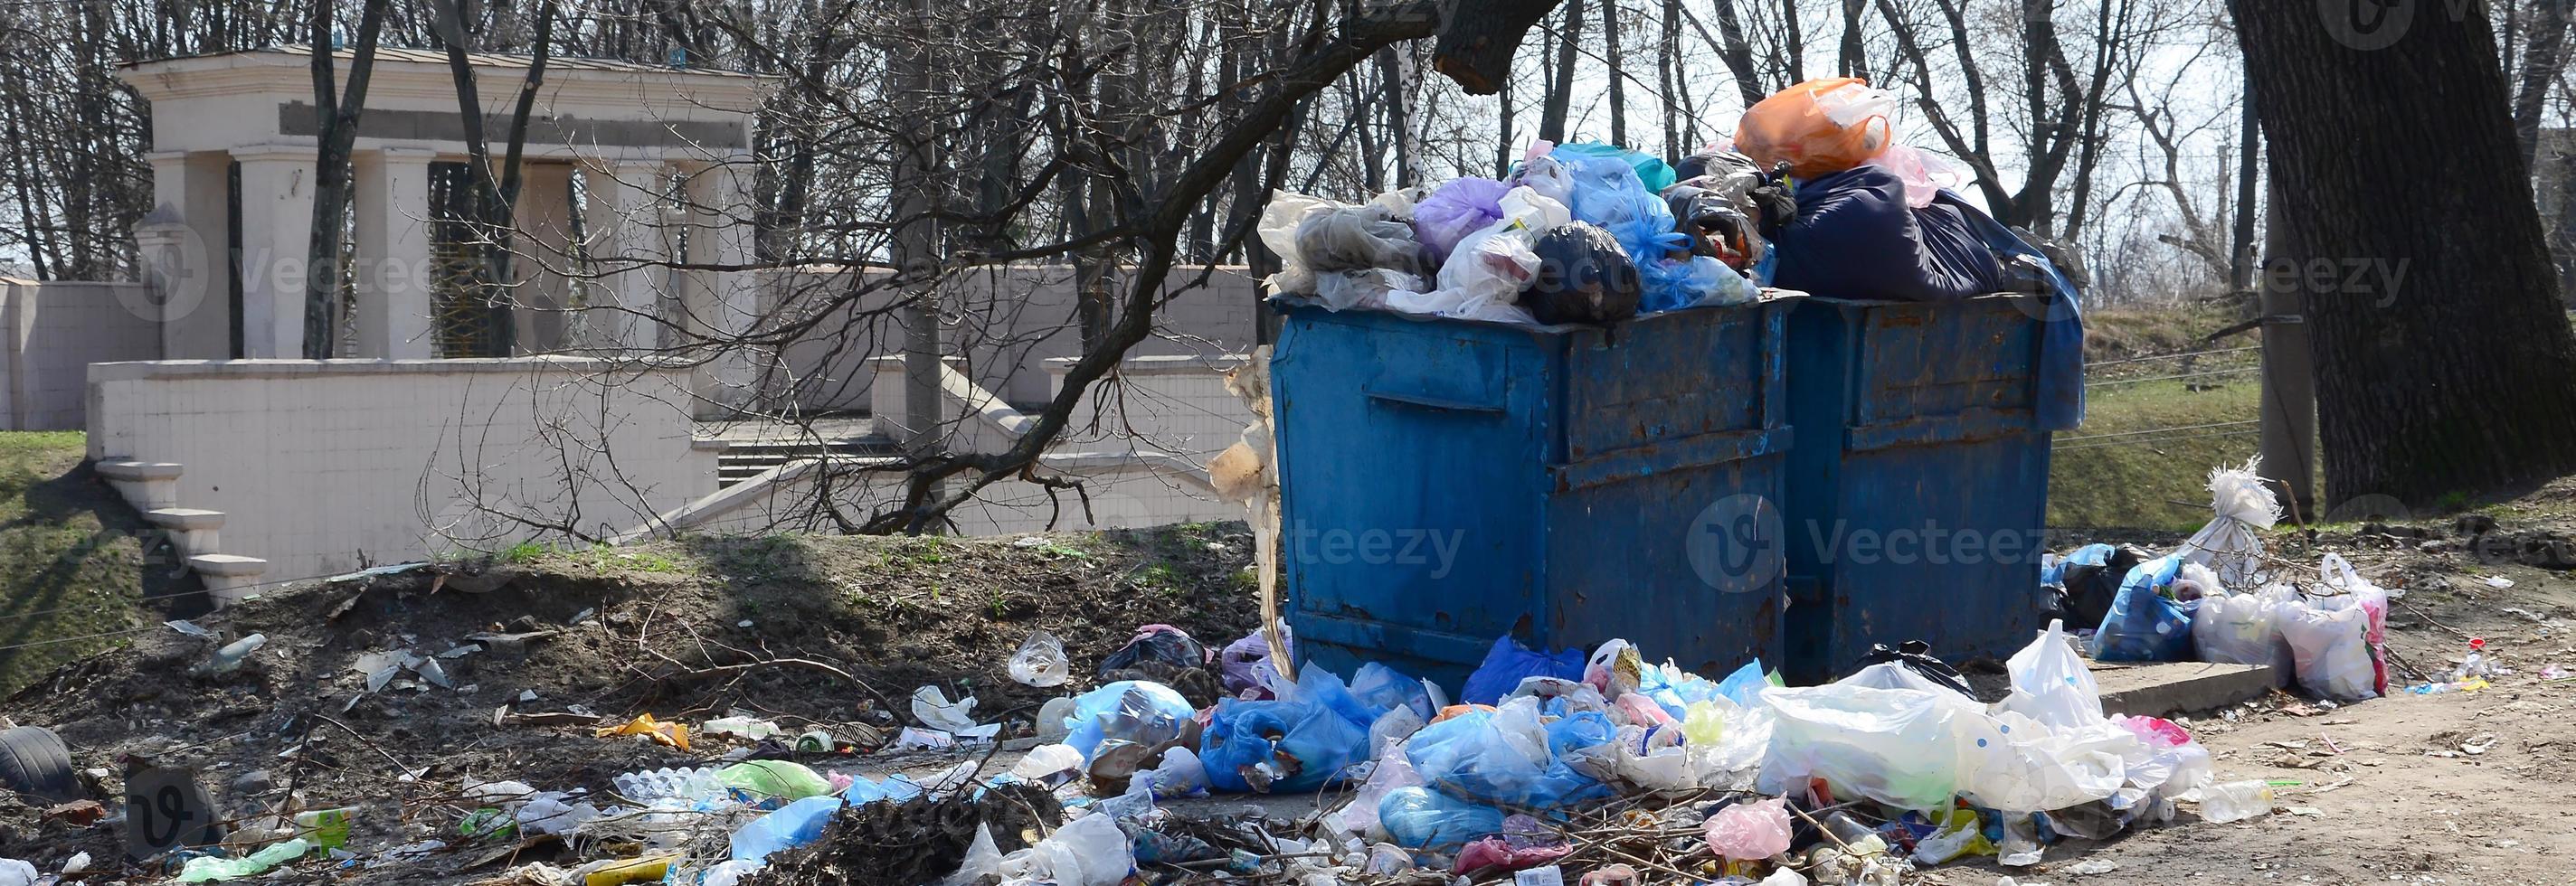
[1219,627,1292,697]
[1412,177,1512,265]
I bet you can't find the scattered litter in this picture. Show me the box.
[166,619,213,637]
[593,713,690,750]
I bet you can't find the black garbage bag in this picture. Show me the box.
[1523,222,1643,325]
[1098,626,1208,679]
[2053,544,2150,630]
[1767,165,2004,302]
[1858,640,1975,698]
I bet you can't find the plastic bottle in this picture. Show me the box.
[200,633,267,675]
[611,767,720,802]
[177,838,309,882]
[2197,780,2274,824]
[2458,637,2489,681]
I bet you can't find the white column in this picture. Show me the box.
[580,160,667,353]
[682,159,760,414]
[137,151,233,359]
[513,163,578,353]
[352,148,435,359]
[229,145,318,359]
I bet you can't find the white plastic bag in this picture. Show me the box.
[2192,587,2293,672]
[1999,619,2104,730]
[1008,631,1070,687]
[2278,594,2377,700]
[1759,684,2008,812]
[1384,185,1567,324]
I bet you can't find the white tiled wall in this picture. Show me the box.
[88,359,720,580]
[2,279,162,430]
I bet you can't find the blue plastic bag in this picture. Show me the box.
[1064,681,1198,759]
[729,795,841,862]
[1551,142,1678,193]
[1200,696,1371,793]
[1405,704,1612,809]
[2094,556,2198,662]
[1544,710,1616,757]
[1379,786,1507,850]
[1713,659,1773,708]
[1461,636,1587,706]
[1348,662,1435,721]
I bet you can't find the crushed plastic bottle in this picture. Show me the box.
[611,767,721,803]
[2197,779,2274,824]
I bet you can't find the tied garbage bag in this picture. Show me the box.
[1064,681,1198,759]
[2195,586,2296,673]
[2278,579,2384,700]
[1199,695,1370,793]
[1766,166,2003,304]
[1009,631,1070,687]
[2093,555,2197,663]
[1406,698,1611,809]
[2317,552,2392,695]
[2181,457,2283,589]
[1378,786,1507,851]
[1734,78,1899,178]
[1414,177,1512,264]
[1524,222,1644,325]
[1462,636,1588,706]
[2001,619,2104,729]
[1702,796,1793,862]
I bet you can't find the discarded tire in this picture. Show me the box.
[0,725,78,803]
[1523,222,1642,325]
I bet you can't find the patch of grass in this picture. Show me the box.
[2048,377,2264,530]
[0,431,185,694]
[500,540,549,564]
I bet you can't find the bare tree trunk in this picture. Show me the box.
[1658,0,1681,158]
[304,0,391,359]
[2513,1,2573,170]
[1497,70,1516,176]
[2233,0,2576,506]
[1539,0,1580,142]
[1602,0,1626,146]
[1713,0,1766,108]
[434,0,553,355]
[2230,72,2259,291]
[1836,0,1866,79]
[1779,0,1804,83]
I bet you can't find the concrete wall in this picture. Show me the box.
[1,279,163,430]
[759,265,1260,413]
[89,358,718,580]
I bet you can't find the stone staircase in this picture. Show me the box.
[93,459,269,605]
[714,437,904,487]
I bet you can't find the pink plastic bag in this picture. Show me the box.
[1702,796,1792,862]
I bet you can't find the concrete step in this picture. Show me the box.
[2093,661,2281,718]
[144,508,224,558]
[96,460,184,509]
[187,553,269,606]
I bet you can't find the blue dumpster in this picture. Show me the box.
[1779,294,2056,683]
[1269,302,1795,689]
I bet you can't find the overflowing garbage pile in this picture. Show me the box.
[2044,457,2448,702]
[1259,78,2082,335]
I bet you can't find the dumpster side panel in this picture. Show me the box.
[1782,297,2055,683]
[1544,456,1787,676]
[1271,310,1555,682]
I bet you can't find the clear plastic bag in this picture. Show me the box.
[1008,631,1069,687]
[1383,186,1566,325]
[1218,627,1288,698]
[1759,683,2008,812]
[2193,587,2294,672]
[2180,457,2282,588]
[1378,785,1505,850]
[1063,681,1197,759]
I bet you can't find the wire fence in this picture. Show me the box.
[2057,344,2268,453]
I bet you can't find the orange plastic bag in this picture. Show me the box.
[1733,78,1898,179]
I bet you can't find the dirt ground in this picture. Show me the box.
[4,485,2576,884]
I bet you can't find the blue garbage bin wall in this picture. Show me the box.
[1269,303,1793,690]
[1780,295,2055,684]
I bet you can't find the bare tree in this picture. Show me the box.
[303,0,391,359]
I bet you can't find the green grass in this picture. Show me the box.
[2047,375,2264,530]
[0,431,183,694]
